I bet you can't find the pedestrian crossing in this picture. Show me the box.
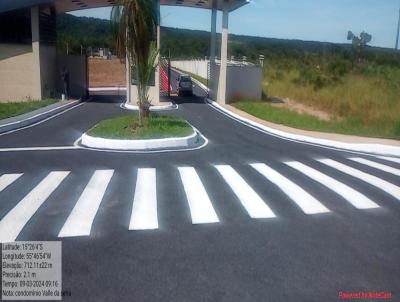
[317,158,400,200]
[178,166,220,224]
[0,173,23,192]
[58,170,114,237]
[129,168,158,230]
[0,156,399,242]
[284,161,379,209]
[251,163,330,214]
[215,165,275,218]
[348,157,400,177]
[0,171,69,243]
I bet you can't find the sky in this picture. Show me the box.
[71,0,400,49]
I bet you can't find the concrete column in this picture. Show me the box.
[154,0,160,104]
[209,2,217,96]
[31,6,42,100]
[126,53,131,103]
[217,0,229,104]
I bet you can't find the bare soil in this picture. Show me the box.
[271,98,333,121]
[88,58,126,87]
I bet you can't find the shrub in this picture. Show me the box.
[327,58,352,77]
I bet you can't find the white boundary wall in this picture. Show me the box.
[172,59,262,102]
[171,60,209,79]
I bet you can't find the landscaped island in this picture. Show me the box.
[87,114,194,139]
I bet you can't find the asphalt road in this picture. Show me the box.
[0,79,399,301]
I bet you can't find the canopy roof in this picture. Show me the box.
[0,0,248,14]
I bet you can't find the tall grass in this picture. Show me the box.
[264,64,400,138]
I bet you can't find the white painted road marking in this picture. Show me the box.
[349,157,400,177]
[0,102,84,137]
[129,168,158,230]
[250,163,330,214]
[0,146,79,152]
[285,161,379,209]
[378,156,400,165]
[0,171,69,243]
[58,170,114,237]
[214,165,275,218]
[318,159,400,201]
[0,173,23,192]
[178,167,219,224]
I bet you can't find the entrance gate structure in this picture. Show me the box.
[0,0,249,104]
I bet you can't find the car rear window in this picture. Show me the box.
[180,77,192,82]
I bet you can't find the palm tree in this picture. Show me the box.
[111,0,159,125]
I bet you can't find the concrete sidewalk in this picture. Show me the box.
[0,99,81,134]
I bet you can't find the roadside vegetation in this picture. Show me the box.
[258,49,400,139]
[58,13,400,139]
[0,99,57,120]
[88,115,193,139]
[233,101,399,139]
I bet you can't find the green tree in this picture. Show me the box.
[111,0,159,124]
[347,31,372,63]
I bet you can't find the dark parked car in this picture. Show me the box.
[177,75,194,96]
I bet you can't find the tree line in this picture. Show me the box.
[57,13,399,69]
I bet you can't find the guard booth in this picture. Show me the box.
[0,0,249,104]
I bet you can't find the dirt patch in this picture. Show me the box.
[271,98,333,121]
[88,58,126,87]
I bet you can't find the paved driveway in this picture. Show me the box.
[0,85,399,301]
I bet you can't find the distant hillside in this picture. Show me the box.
[57,13,398,64]
[57,13,114,53]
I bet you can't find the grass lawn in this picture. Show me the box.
[88,114,194,139]
[232,100,400,140]
[0,99,57,120]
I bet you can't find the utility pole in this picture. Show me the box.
[396,5,400,50]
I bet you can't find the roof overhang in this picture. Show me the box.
[0,0,248,14]
[160,0,249,12]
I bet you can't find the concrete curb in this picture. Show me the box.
[0,100,81,134]
[206,99,400,157]
[80,127,199,151]
[120,102,178,111]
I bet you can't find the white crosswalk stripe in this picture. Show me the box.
[178,167,219,224]
[0,173,23,193]
[317,159,400,201]
[250,163,330,214]
[58,170,114,237]
[129,168,158,230]
[0,171,69,243]
[1,158,400,240]
[378,156,400,165]
[285,161,379,209]
[349,157,400,177]
[214,165,275,218]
